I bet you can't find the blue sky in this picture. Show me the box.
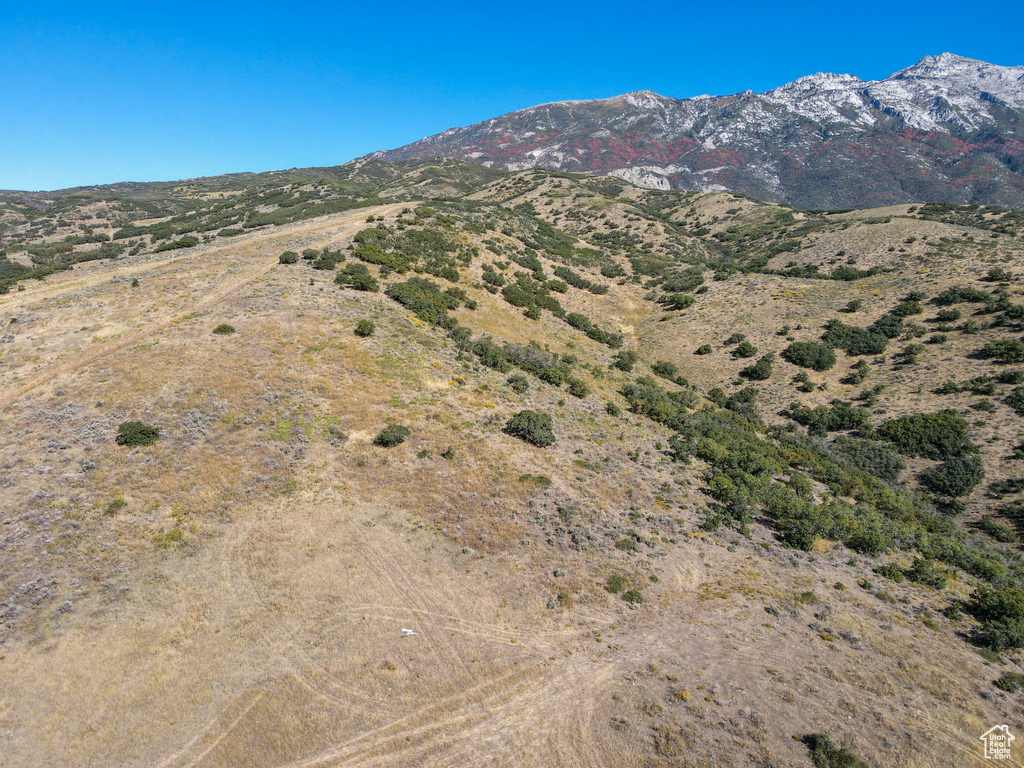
[2,1,1021,191]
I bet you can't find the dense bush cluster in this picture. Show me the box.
[504,410,555,446]
[782,342,836,371]
[875,410,973,460]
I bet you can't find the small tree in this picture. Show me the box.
[354,319,375,337]
[279,251,299,264]
[116,421,160,447]
[504,410,555,447]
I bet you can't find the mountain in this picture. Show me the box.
[372,54,1024,209]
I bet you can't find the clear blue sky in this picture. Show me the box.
[2,0,1021,191]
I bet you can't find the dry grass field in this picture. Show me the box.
[1,163,1024,766]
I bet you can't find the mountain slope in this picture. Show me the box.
[3,160,1024,767]
[372,54,1024,209]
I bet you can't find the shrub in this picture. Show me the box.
[566,377,590,398]
[905,558,947,589]
[867,313,904,339]
[605,401,621,416]
[354,319,375,337]
[605,574,627,594]
[212,323,235,335]
[801,733,869,768]
[977,517,1015,543]
[651,360,678,380]
[507,374,529,394]
[875,563,904,583]
[386,277,461,324]
[279,251,299,264]
[843,299,862,313]
[782,342,836,371]
[733,341,757,358]
[116,421,160,447]
[622,589,644,604]
[994,671,1024,692]
[920,454,985,498]
[612,350,638,372]
[876,410,973,460]
[103,498,127,516]
[934,285,991,305]
[374,424,410,447]
[821,319,888,355]
[695,344,712,355]
[740,354,773,381]
[979,339,1024,363]
[335,263,379,292]
[504,410,555,446]
[615,537,639,552]
[969,586,1024,650]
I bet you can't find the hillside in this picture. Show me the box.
[370,54,1024,209]
[2,159,1024,767]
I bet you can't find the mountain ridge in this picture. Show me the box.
[371,54,1024,209]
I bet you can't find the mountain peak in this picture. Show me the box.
[370,55,1024,209]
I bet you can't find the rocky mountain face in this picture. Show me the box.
[372,54,1024,209]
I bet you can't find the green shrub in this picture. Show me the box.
[994,671,1024,692]
[920,454,985,497]
[867,313,904,339]
[969,586,1024,650]
[980,339,1024,363]
[843,299,862,313]
[876,410,973,460]
[905,558,947,589]
[507,374,529,394]
[695,344,712,355]
[354,319,375,337]
[279,251,299,264]
[605,574,627,594]
[615,538,639,553]
[115,421,160,447]
[622,589,644,604]
[212,323,235,335]
[605,401,621,417]
[374,424,411,447]
[335,263,379,292]
[782,342,837,371]
[740,354,774,381]
[651,360,678,380]
[934,285,991,305]
[153,235,199,252]
[103,498,127,516]
[875,563,905,583]
[566,377,590,398]
[977,517,1015,543]
[801,732,869,768]
[385,277,461,324]
[934,308,961,322]
[504,410,555,446]
[612,350,638,371]
[821,319,888,355]
[733,341,757,358]
[829,435,905,482]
